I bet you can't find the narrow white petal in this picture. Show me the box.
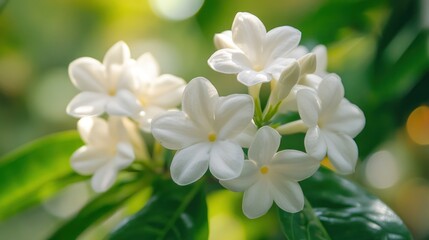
[77,117,110,147]
[312,45,328,76]
[91,165,117,193]
[103,41,130,68]
[318,74,344,114]
[69,57,106,92]
[220,160,259,192]
[151,111,204,150]
[112,142,135,170]
[215,94,254,140]
[170,143,211,185]
[182,77,218,129]
[105,90,141,117]
[304,126,327,160]
[232,12,266,63]
[297,53,316,75]
[242,180,273,219]
[264,26,301,62]
[136,52,160,79]
[237,70,271,86]
[271,150,320,181]
[323,99,365,138]
[209,140,244,180]
[275,61,300,101]
[248,126,280,165]
[144,74,185,108]
[214,30,236,49]
[67,92,109,117]
[208,49,251,74]
[296,88,320,127]
[233,121,258,148]
[70,146,108,175]
[271,179,304,213]
[324,131,358,174]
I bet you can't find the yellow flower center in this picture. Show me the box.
[208,132,217,142]
[260,166,269,174]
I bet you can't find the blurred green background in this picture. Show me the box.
[0,0,428,239]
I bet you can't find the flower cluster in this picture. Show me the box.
[67,12,365,218]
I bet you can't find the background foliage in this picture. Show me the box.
[0,0,428,239]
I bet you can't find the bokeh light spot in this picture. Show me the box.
[406,105,429,145]
[149,0,204,21]
[365,150,400,189]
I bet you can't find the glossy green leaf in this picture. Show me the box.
[49,174,150,240]
[109,179,208,240]
[279,198,331,240]
[279,168,412,240]
[0,131,83,220]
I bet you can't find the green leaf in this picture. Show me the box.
[279,198,331,240]
[0,131,83,220]
[48,174,151,240]
[279,168,412,240]
[109,179,208,240]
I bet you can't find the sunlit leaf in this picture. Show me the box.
[109,179,208,240]
[279,167,412,239]
[0,131,83,220]
[48,174,151,240]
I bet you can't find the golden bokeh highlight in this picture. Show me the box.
[406,105,429,145]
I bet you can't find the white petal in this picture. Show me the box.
[105,90,141,117]
[208,49,251,74]
[264,57,296,80]
[151,111,203,150]
[77,117,110,147]
[324,131,358,174]
[170,143,211,185]
[67,92,109,117]
[242,179,273,219]
[275,61,300,101]
[232,12,266,63]
[323,99,365,138]
[237,70,271,86]
[220,160,259,192]
[91,165,117,192]
[103,41,130,68]
[264,26,301,62]
[233,121,258,148]
[143,74,185,108]
[214,30,236,49]
[296,88,320,127]
[318,74,344,114]
[297,53,316,75]
[271,179,304,213]
[182,77,218,129]
[304,126,327,160]
[209,140,244,180]
[287,45,309,59]
[68,57,106,92]
[112,142,135,170]
[312,45,328,76]
[137,52,160,80]
[137,106,166,132]
[71,146,108,174]
[270,150,320,181]
[248,126,280,165]
[215,94,254,139]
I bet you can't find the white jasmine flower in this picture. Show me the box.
[151,77,254,185]
[220,126,319,219]
[67,41,139,118]
[71,117,135,192]
[123,53,186,132]
[208,12,301,86]
[295,74,365,174]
